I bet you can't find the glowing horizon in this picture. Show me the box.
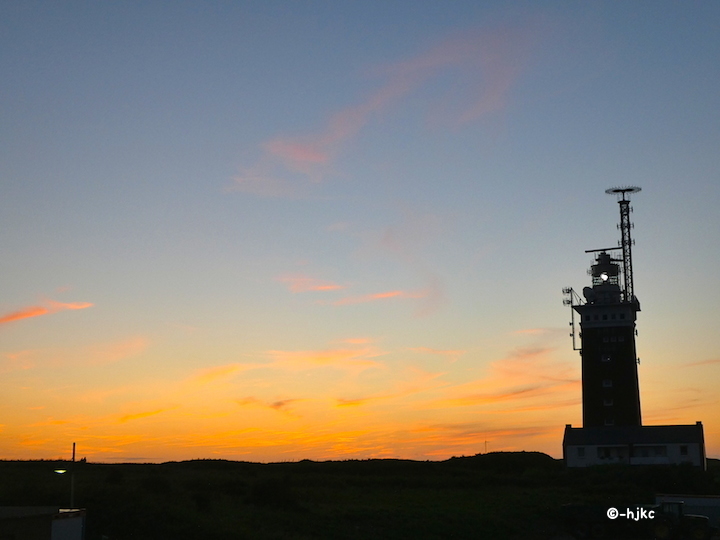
[1,1,719,463]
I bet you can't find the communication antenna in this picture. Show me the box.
[605,186,641,303]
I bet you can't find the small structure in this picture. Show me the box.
[564,422,706,468]
[0,507,85,540]
[562,188,706,468]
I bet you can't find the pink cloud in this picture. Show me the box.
[276,274,345,293]
[233,24,538,195]
[0,299,93,326]
[0,306,49,325]
[685,358,720,368]
[332,290,407,306]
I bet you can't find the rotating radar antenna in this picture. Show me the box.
[605,186,641,303]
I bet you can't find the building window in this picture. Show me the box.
[602,314,608,320]
[680,445,688,456]
[611,313,616,320]
[604,399,613,406]
[603,379,613,388]
[655,446,667,457]
[594,315,599,320]
[620,313,626,319]
[577,447,585,458]
[610,336,617,342]
[618,336,625,342]
[585,315,590,321]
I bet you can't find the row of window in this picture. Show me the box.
[602,335,625,343]
[585,312,627,321]
[576,445,689,458]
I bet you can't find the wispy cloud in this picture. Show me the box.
[332,290,410,306]
[685,358,720,368]
[434,345,579,412]
[191,364,245,385]
[0,299,92,326]
[266,346,385,371]
[276,274,345,293]
[232,24,538,196]
[235,397,303,415]
[118,408,172,423]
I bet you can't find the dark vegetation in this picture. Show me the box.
[1,452,718,539]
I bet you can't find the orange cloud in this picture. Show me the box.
[332,290,414,306]
[514,328,547,335]
[0,306,49,324]
[46,300,93,311]
[0,299,92,326]
[276,274,345,293]
[266,347,385,369]
[118,408,171,423]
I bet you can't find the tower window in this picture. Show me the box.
[603,379,613,388]
[620,313,626,320]
[602,314,608,320]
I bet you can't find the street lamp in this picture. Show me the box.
[54,443,76,508]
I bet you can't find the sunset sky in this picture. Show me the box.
[2,1,719,463]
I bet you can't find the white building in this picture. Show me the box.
[563,422,706,469]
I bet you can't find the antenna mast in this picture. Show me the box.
[605,186,641,303]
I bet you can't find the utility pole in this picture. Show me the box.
[71,442,75,508]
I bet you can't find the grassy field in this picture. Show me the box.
[1,452,718,539]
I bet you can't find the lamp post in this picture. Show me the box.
[54,442,76,508]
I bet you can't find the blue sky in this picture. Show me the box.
[1,1,719,462]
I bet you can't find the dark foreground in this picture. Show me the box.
[1,452,718,539]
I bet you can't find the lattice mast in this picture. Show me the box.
[606,187,641,303]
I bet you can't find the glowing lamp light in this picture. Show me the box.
[600,272,609,281]
[54,469,67,474]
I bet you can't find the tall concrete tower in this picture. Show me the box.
[564,187,642,428]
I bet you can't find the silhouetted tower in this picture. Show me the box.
[563,187,642,428]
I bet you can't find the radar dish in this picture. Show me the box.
[583,286,596,303]
[605,186,641,201]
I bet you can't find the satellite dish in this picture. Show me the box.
[583,287,596,303]
[605,186,641,201]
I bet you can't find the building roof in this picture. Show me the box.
[563,422,704,446]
